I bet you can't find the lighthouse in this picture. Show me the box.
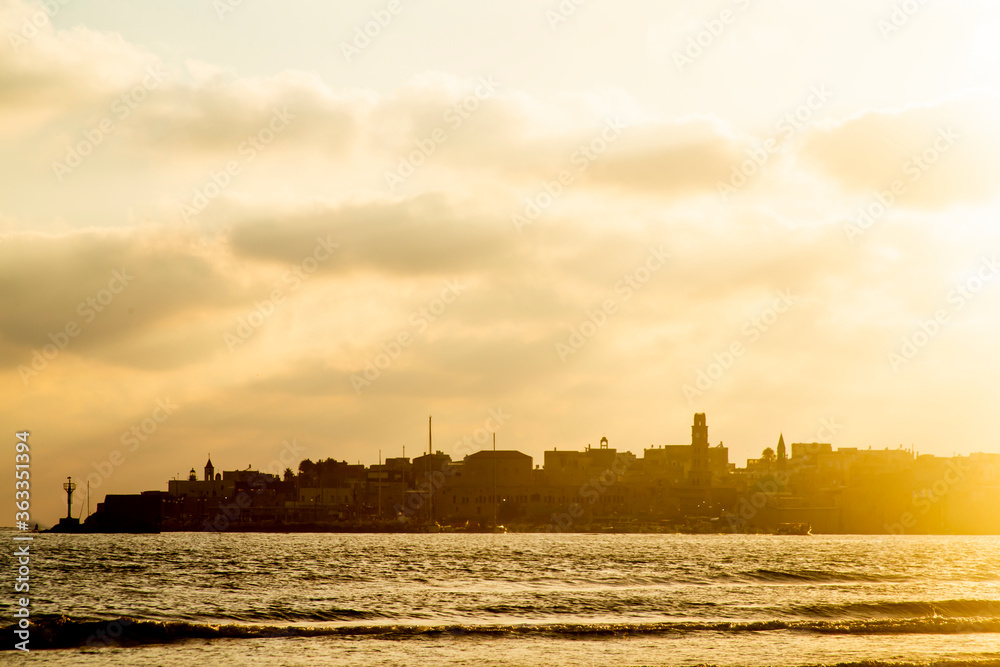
[63,476,77,519]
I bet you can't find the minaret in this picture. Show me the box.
[204,456,214,482]
[777,434,787,468]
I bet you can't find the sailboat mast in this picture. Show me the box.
[493,432,497,528]
[428,415,433,524]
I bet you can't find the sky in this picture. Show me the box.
[2,0,1000,525]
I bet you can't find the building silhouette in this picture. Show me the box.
[76,412,1000,534]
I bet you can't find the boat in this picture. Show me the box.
[774,522,812,535]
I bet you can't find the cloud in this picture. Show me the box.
[799,95,1000,208]
[0,1,162,132]
[581,119,742,196]
[225,193,523,276]
[0,227,247,368]
[124,68,363,161]
[5,0,1000,526]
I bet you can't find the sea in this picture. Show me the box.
[2,531,999,666]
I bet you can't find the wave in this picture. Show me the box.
[740,568,909,583]
[819,663,1000,667]
[788,599,1000,620]
[8,615,1000,650]
[487,569,912,588]
[468,599,1000,621]
[223,608,386,623]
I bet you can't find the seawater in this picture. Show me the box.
[2,532,999,666]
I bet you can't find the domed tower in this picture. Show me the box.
[204,456,215,482]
